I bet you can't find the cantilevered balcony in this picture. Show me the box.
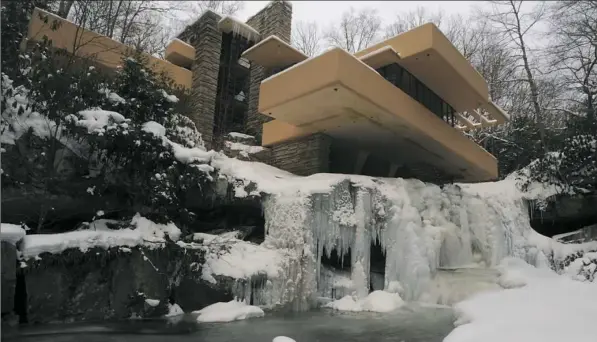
[245,24,509,182]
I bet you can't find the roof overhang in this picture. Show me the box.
[165,39,195,69]
[355,23,490,116]
[259,48,498,182]
[217,16,260,41]
[359,46,402,69]
[242,35,308,68]
[26,8,192,89]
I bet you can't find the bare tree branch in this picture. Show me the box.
[292,20,322,57]
[324,7,381,53]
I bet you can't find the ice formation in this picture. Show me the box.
[210,156,597,311]
[194,300,264,323]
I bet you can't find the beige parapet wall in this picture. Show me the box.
[247,23,512,181]
[258,47,499,181]
[26,8,193,89]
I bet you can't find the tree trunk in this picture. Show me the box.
[511,0,548,152]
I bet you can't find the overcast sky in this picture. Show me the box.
[235,1,481,28]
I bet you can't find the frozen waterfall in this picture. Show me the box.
[217,161,583,311]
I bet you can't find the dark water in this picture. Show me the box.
[4,306,455,342]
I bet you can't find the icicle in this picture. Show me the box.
[351,189,372,299]
[253,169,549,310]
[230,19,259,42]
[262,192,317,311]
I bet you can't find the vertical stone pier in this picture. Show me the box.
[245,1,293,141]
[178,11,223,150]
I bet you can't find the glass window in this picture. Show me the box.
[375,63,456,127]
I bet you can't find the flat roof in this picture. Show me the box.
[27,8,192,89]
[218,16,260,41]
[242,35,307,68]
[259,48,499,182]
[165,39,195,69]
[355,23,490,115]
[359,46,402,70]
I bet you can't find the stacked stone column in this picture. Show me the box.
[178,11,223,150]
[245,1,293,141]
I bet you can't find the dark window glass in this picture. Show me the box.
[375,63,456,127]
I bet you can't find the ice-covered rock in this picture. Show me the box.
[194,300,264,323]
[325,290,405,313]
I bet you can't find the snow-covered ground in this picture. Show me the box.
[444,257,597,342]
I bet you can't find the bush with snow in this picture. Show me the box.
[522,116,596,195]
[1,7,213,232]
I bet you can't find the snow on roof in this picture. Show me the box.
[241,35,307,60]
[261,51,315,83]
[218,16,260,41]
[261,47,381,84]
[170,38,194,50]
[358,46,401,61]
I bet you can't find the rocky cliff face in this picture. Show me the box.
[1,242,17,316]
[529,193,597,237]
[14,243,234,324]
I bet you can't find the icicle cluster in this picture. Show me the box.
[249,175,560,311]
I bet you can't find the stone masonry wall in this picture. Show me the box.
[245,1,293,141]
[178,11,223,150]
[270,133,331,176]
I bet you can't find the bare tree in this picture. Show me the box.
[188,0,244,17]
[63,1,176,57]
[167,0,244,45]
[482,0,549,148]
[385,6,446,38]
[292,21,322,57]
[324,7,382,53]
[547,1,597,123]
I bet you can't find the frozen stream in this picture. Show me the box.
[4,306,454,342]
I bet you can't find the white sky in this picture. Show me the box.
[236,1,481,28]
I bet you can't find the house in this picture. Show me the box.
[244,22,509,182]
[26,0,508,183]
